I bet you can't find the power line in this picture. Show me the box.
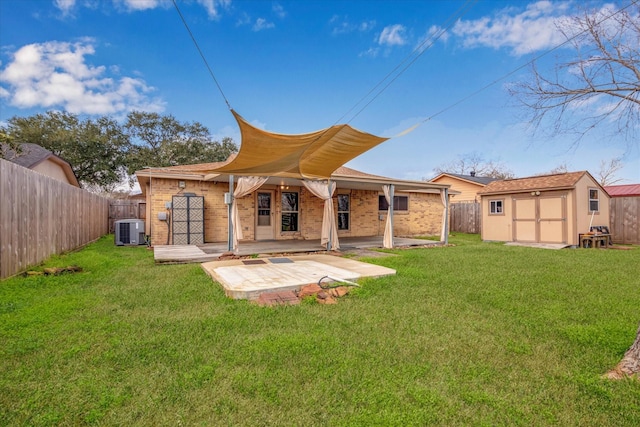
[337,0,478,125]
[172,0,231,110]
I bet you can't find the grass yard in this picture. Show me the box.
[1,234,639,426]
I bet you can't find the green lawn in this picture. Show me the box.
[1,234,639,426]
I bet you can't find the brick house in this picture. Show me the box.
[135,110,454,251]
[135,160,452,249]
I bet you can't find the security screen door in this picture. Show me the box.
[255,191,274,240]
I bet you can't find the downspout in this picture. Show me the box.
[227,174,234,251]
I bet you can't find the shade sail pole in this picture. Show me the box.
[390,184,395,248]
[444,188,449,245]
[327,179,333,251]
[227,175,234,251]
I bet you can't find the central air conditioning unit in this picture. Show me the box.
[114,219,146,246]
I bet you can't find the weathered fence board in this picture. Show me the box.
[108,199,146,232]
[0,159,109,279]
[610,197,640,245]
[449,202,481,234]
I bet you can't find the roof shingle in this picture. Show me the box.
[478,171,588,195]
[1,143,53,168]
[437,173,498,185]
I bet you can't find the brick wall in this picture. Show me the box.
[148,177,228,245]
[148,178,444,244]
[392,192,443,236]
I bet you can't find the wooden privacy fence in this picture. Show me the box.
[0,159,109,279]
[609,197,640,245]
[109,199,146,232]
[449,202,481,234]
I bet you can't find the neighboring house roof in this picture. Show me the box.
[2,142,51,168]
[478,171,606,196]
[604,184,640,197]
[1,143,80,187]
[430,172,498,186]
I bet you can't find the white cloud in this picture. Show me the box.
[452,1,571,55]
[329,15,376,36]
[359,47,379,58]
[0,40,165,115]
[272,3,286,19]
[116,0,164,12]
[414,24,450,52]
[54,0,76,15]
[378,24,407,46]
[60,0,230,19]
[196,0,231,20]
[360,20,376,32]
[235,12,252,27]
[253,18,275,32]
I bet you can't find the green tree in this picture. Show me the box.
[124,111,237,174]
[2,111,238,191]
[0,129,21,158]
[2,112,129,189]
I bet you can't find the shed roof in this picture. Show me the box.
[604,184,640,197]
[478,171,601,196]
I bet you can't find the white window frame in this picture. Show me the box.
[588,188,599,212]
[489,199,504,215]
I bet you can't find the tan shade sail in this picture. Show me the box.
[212,110,389,179]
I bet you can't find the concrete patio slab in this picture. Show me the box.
[154,236,439,264]
[201,254,396,300]
[505,242,571,250]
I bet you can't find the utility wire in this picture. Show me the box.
[172,0,232,110]
[338,0,478,126]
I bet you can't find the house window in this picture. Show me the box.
[589,188,599,212]
[337,194,349,230]
[281,192,299,232]
[378,195,408,211]
[489,199,504,215]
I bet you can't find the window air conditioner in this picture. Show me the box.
[114,219,146,246]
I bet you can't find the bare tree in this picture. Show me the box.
[510,3,640,380]
[596,156,625,185]
[509,3,640,146]
[535,162,570,176]
[433,152,515,179]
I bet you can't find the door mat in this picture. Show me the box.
[242,259,267,265]
[269,258,294,264]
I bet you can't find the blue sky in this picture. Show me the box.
[1,0,638,184]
